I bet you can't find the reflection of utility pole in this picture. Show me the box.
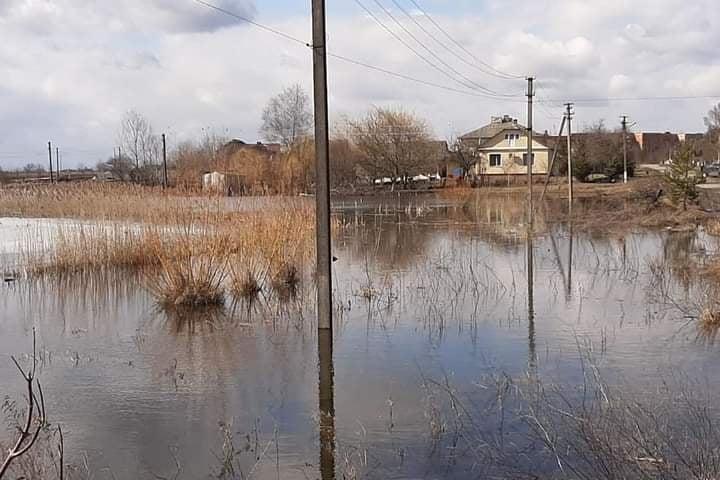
[526,77,535,224]
[318,329,336,479]
[621,115,628,184]
[567,223,573,298]
[565,103,574,213]
[527,233,536,369]
[48,141,54,183]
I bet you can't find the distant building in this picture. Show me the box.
[202,171,244,196]
[634,132,710,164]
[460,115,550,176]
[634,133,679,164]
[426,140,462,177]
[221,140,282,160]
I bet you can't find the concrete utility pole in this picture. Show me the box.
[55,147,60,182]
[311,1,335,478]
[621,115,628,184]
[540,115,566,203]
[526,77,534,223]
[565,103,574,212]
[312,0,332,332]
[162,133,168,188]
[47,142,54,183]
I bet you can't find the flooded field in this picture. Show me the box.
[1,193,720,479]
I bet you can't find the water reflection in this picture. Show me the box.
[318,328,336,480]
[1,194,719,478]
[527,232,536,369]
[567,222,574,298]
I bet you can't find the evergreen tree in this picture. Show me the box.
[665,142,700,210]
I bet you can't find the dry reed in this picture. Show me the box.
[7,184,322,308]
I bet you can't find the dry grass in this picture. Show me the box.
[19,222,164,275]
[698,307,720,343]
[9,185,322,308]
[0,183,203,221]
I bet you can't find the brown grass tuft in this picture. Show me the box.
[697,307,720,344]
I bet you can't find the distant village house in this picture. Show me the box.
[460,115,550,176]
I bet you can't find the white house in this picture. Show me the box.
[460,115,551,176]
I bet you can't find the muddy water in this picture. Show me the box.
[1,194,719,479]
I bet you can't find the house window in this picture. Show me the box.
[522,153,535,166]
[505,133,519,147]
[489,154,502,167]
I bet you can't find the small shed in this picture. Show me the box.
[202,171,243,196]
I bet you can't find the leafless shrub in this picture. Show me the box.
[1,330,66,480]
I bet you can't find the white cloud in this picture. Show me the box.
[0,0,719,169]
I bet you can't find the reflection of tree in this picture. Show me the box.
[337,193,552,272]
[341,212,434,271]
[661,231,699,292]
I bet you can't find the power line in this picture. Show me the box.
[326,53,522,100]
[351,0,513,99]
[193,0,524,101]
[406,0,525,80]
[389,0,524,87]
[546,94,720,104]
[363,0,521,97]
[192,0,310,47]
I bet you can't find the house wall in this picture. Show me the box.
[473,137,550,175]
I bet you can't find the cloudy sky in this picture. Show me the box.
[1,0,719,169]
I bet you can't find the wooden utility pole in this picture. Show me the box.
[621,115,628,184]
[312,0,332,332]
[162,133,168,188]
[565,103,574,212]
[48,142,54,183]
[526,77,534,223]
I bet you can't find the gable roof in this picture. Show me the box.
[460,115,525,141]
[222,139,282,157]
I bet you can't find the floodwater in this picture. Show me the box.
[1,193,719,479]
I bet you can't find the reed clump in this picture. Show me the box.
[698,307,720,344]
[146,229,232,308]
[0,183,199,221]
[8,185,335,309]
[20,222,164,275]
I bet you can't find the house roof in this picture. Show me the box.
[460,115,524,141]
[222,139,282,157]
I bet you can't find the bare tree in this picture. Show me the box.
[329,137,363,188]
[22,163,46,174]
[449,136,476,180]
[0,330,49,479]
[349,107,434,187]
[260,84,313,148]
[96,153,133,181]
[705,103,720,163]
[118,110,160,170]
